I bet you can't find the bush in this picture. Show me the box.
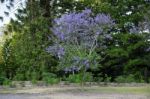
[14,74,25,81]
[115,74,137,83]
[3,79,11,86]
[31,72,38,84]
[0,76,11,86]
[83,72,93,82]
[104,74,111,83]
[0,76,6,85]
[115,76,126,83]
[67,72,93,83]
[42,73,59,85]
[67,74,81,83]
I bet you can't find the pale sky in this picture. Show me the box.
[0,0,26,35]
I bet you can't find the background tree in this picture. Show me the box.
[0,0,150,83]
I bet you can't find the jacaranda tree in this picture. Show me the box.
[47,9,115,84]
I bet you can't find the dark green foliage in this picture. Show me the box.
[10,17,57,81]
[0,0,150,84]
[0,75,11,85]
[115,74,144,83]
[67,74,81,83]
[93,0,150,29]
[0,76,6,85]
[0,0,58,82]
[98,33,150,82]
[66,72,93,83]
[1,39,18,80]
[42,72,59,85]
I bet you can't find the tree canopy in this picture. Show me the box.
[0,0,150,84]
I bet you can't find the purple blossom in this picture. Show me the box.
[82,8,92,16]
[51,9,115,48]
[85,64,90,69]
[46,45,65,59]
[71,66,80,72]
[83,59,89,65]
[129,20,150,34]
[57,47,65,58]
[129,26,140,34]
[94,14,114,26]
[48,9,115,71]
[64,66,80,74]
[64,68,69,73]
[146,47,150,52]
[73,56,80,62]
[105,34,113,40]
[83,60,90,69]
[73,57,90,71]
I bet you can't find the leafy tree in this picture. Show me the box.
[99,32,150,82]
[0,0,150,83]
[80,0,150,82]
[47,9,115,84]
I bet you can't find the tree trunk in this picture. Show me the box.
[144,67,149,83]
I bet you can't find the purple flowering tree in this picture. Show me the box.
[47,9,115,84]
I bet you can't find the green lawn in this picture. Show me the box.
[86,86,150,94]
[58,86,150,95]
[0,86,150,95]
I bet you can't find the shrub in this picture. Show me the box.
[3,79,11,86]
[42,73,59,85]
[67,72,93,83]
[115,76,126,83]
[67,74,81,83]
[0,75,12,86]
[104,74,111,83]
[14,74,25,81]
[0,76,6,85]
[115,74,137,83]
[31,72,38,84]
